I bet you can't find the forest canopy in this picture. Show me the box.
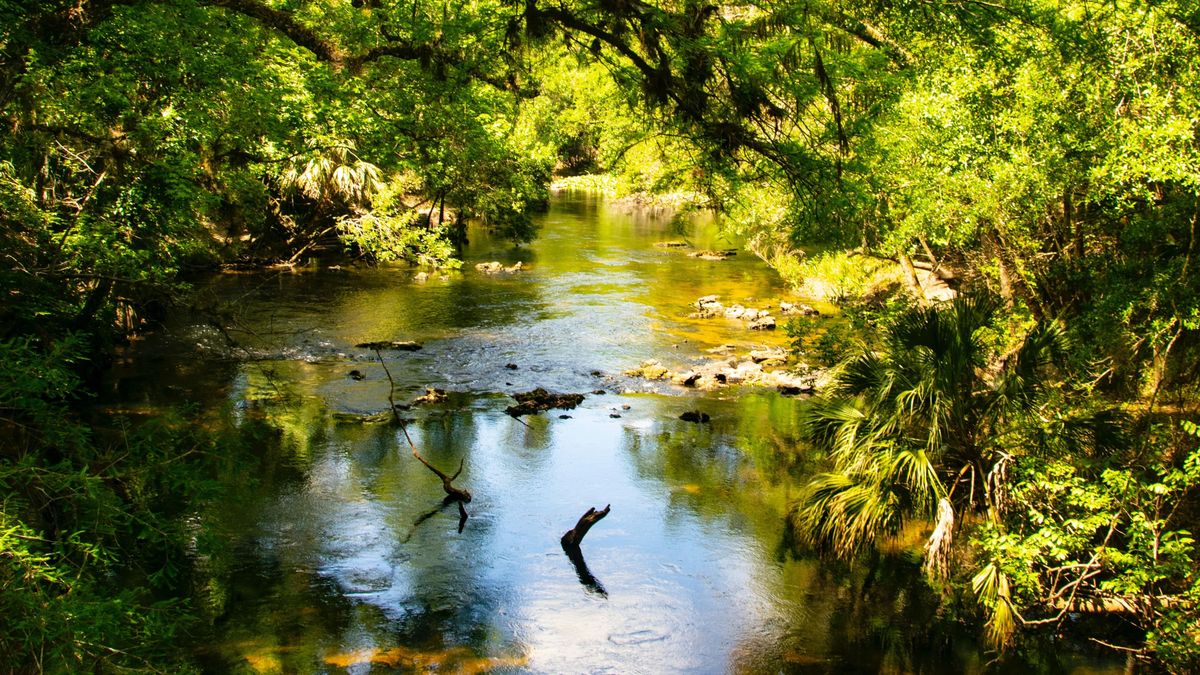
[2,0,1199,671]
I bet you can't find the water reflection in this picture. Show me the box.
[133,195,1129,673]
[564,546,608,597]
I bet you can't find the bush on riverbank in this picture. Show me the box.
[0,337,258,672]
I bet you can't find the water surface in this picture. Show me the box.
[113,195,1123,673]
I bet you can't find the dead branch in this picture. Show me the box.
[371,348,401,424]
[561,504,610,549]
[400,422,472,503]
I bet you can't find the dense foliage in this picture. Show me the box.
[2,0,1198,670]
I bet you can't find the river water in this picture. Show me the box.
[111,194,1124,673]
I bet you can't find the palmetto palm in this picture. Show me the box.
[794,295,1069,571]
[282,144,383,208]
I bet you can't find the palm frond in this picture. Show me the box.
[835,350,887,396]
[802,396,870,453]
[972,562,1017,648]
[888,447,945,507]
[993,320,1069,413]
[793,472,903,558]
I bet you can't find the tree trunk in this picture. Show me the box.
[1066,191,1084,262]
[990,229,1045,321]
[898,252,927,305]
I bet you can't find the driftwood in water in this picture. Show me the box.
[397,420,472,503]
[561,504,610,549]
[411,449,472,503]
[369,348,403,424]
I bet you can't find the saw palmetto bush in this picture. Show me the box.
[793,295,1135,643]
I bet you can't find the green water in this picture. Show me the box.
[110,194,1125,673]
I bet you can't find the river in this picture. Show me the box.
[108,194,1124,673]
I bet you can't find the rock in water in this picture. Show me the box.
[413,387,447,404]
[687,249,737,261]
[679,411,710,423]
[749,348,787,363]
[505,388,586,417]
[748,316,776,330]
[356,340,423,351]
[625,360,670,380]
[476,261,525,274]
[780,301,820,317]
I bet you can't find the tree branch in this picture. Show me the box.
[399,422,472,503]
[561,504,610,549]
[202,0,344,64]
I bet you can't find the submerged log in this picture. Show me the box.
[561,504,610,549]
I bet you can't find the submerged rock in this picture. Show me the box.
[654,240,689,248]
[332,411,393,424]
[679,411,711,423]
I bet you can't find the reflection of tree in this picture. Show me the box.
[193,404,521,671]
[622,395,804,524]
